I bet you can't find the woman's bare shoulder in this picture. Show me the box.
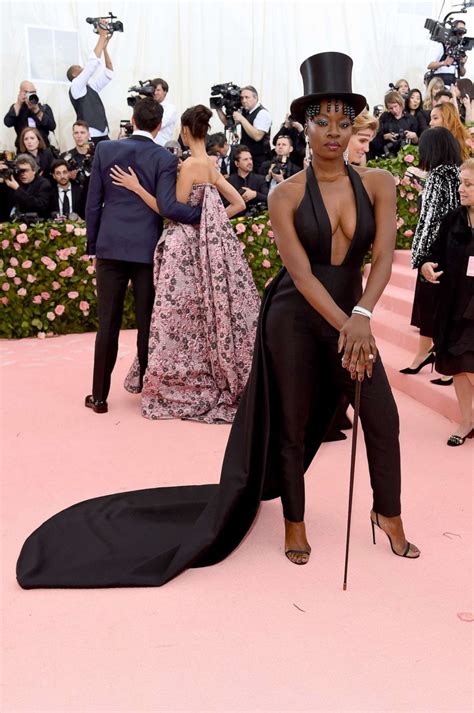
[354,165,395,186]
[269,169,306,207]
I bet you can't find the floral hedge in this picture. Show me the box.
[0,149,421,339]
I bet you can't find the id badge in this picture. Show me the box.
[467,256,474,277]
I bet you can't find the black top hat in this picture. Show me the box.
[290,52,366,124]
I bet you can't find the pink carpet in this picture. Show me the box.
[1,330,472,712]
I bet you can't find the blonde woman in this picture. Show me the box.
[346,110,378,165]
[423,77,446,112]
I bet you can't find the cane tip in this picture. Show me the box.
[343,583,347,591]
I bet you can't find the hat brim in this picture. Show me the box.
[290,93,367,124]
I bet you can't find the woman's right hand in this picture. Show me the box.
[421,261,443,283]
[338,314,378,380]
[110,165,141,193]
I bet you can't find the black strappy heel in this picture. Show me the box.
[370,512,420,558]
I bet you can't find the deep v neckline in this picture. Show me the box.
[306,162,361,266]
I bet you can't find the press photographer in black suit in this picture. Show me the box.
[49,159,85,219]
[3,80,56,149]
[260,136,300,192]
[226,145,268,217]
[272,113,306,168]
[0,154,51,219]
[207,132,237,177]
[218,86,272,172]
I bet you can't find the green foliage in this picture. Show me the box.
[1,149,420,338]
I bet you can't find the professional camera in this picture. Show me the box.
[127,80,155,108]
[425,15,474,62]
[209,82,241,130]
[86,12,123,35]
[14,212,41,225]
[25,91,39,105]
[270,157,289,178]
[0,151,18,180]
[119,119,133,138]
[246,202,267,219]
[63,143,95,184]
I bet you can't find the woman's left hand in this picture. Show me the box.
[338,314,378,380]
[110,165,140,192]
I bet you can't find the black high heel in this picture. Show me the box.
[399,352,435,375]
[447,428,474,446]
[370,512,420,558]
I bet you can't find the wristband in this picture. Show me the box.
[352,306,373,319]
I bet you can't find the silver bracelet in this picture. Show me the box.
[352,306,373,319]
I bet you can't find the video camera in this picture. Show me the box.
[118,120,133,139]
[425,15,474,62]
[0,151,18,180]
[63,143,95,185]
[86,12,123,35]
[127,80,155,108]
[209,82,241,131]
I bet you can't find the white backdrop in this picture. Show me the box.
[1,0,473,151]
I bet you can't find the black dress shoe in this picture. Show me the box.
[85,395,108,413]
[399,352,435,374]
[323,429,347,443]
[430,377,453,386]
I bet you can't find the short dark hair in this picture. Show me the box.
[418,126,461,170]
[50,159,69,174]
[151,77,169,93]
[433,89,452,102]
[207,132,227,149]
[133,98,164,131]
[73,120,89,130]
[233,145,252,163]
[66,66,76,82]
[405,88,423,113]
[181,104,212,140]
[275,135,293,147]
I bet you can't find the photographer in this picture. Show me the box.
[427,19,467,87]
[61,121,92,170]
[49,159,85,219]
[3,80,56,150]
[260,136,300,192]
[67,22,114,144]
[207,133,236,177]
[272,114,306,168]
[0,154,51,219]
[226,145,268,217]
[219,86,272,172]
[150,78,177,146]
[373,90,418,157]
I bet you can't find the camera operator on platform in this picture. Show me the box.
[49,159,85,219]
[226,144,268,217]
[0,154,51,219]
[207,132,236,177]
[260,136,300,192]
[3,80,56,150]
[67,22,114,145]
[372,90,418,157]
[150,78,177,146]
[218,86,272,172]
[427,19,467,88]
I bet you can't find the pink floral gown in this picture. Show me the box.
[124,183,260,423]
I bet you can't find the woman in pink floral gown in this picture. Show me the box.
[111,105,260,423]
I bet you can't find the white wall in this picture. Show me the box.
[1,0,472,151]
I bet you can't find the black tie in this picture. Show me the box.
[62,190,70,216]
[220,156,228,175]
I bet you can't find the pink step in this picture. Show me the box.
[376,283,414,319]
[392,249,412,267]
[376,336,459,423]
[365,262,417,291]
[372,307,420,353]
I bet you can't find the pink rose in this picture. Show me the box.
[262,259,271,268]
[406,192,415,201]
[10,228,16,236]
[1,239,9,249]
[267,230,274,239]
[247,236,254,242]
[0,296,8,305]
[22,260,32,268]
[400,177,410,186]
[9,257,18,266]
[394,176,400,186]
[409,207,418,214]
[251,224,259,233]
[403,230,414,238]
[49,229,61,238]
[92,278,96,285]
[79,300,90,311]
[32,295,42,304]
[13,242,20,251]
[41,256,53,266]
[235,223,246,234]
[54,304,65,315]
[6,267,16,278]
[41,291,50,300]
[17,288,27,296]
[65,224,75,233]
[26,274,36,283]
[86,265,95,274]
[52,281,61,290]
[2,282,10,291]
[46,311,55,321]
[17,233,29,244]
[404,154,415,164]
[396,217,405,229]
[399,190,406,198]
[80,228,87,236]
[261,247,269,255]
[70,246,78,254]
[34,240,41,248]
[59,266,74,278]
[74,227,82,236]
[46,261,57,271]
[19,223,27,232]
[13,277,21,285]
[56,249,69,260]
[67,291,79,299]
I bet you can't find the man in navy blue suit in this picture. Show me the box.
[85,98,201,413]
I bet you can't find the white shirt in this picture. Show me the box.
[432,43,457,76]
[153,97,178,146]
[69,53,114,137]
[57,184,73,214]
[250,102,272,133]
[132,130,155,140]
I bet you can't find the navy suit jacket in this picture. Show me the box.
[86,135,201,263]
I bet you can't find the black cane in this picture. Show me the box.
[343,376,362,591]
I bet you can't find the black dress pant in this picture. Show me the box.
[265,308,401,523]
[93,258,155,401]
